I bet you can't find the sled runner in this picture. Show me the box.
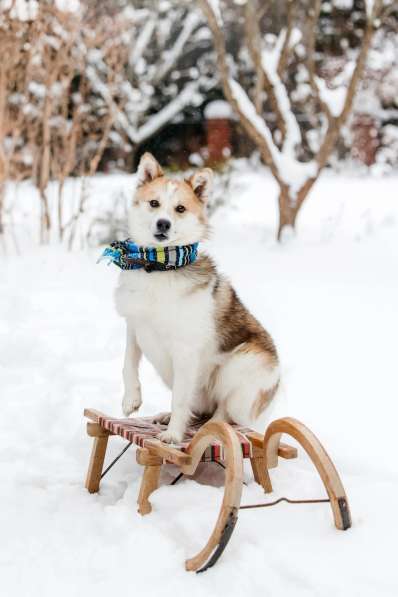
[84,408,351,572]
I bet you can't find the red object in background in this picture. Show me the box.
[206,118,231,165]
[204,100,233,165]
[351,114,380,166]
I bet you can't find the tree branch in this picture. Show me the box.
[260,28,302,156]
[244,0,266,115]
[199,0,282,183]
[277,0,294,77]
[154,12,200,84]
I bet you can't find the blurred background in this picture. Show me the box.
[0,0,397,249]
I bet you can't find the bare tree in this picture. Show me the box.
[0,2,131,245]
[200,0,387,239]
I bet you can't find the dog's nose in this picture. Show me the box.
[156,219,171,233]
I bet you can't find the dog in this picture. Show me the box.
[114,152,280,443]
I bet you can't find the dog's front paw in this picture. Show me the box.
[152,412,171,425]
[158,429,183,444]
[122,390,142,417]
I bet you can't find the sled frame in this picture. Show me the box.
[84,409,351,572]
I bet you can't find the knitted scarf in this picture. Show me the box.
[98,239,199,272]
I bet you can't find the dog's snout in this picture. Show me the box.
[156,219,171,233]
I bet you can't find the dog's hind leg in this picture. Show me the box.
[215,349,280,426]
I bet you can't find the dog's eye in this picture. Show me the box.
[149,199,160,208]
[175,205,186,213]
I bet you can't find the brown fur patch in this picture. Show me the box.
[234,341,277,367]
[137,152,164,186]
[187,168,213,203]
[251,382,279,419]
[180,255,217,294]
[214,283,279,365]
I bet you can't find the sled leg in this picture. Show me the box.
[247,431,298,491]
[136,448,162,515]
[262,418,352,531]
[250,445,271,492]
[85,422,111,493]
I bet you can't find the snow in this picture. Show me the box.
[204,100,234,119]
[1,0,38,21]
[28,80,46,99]
[316,76,347,117]
[55,0,81,13]
[1,168,398,595]
[261,30,302,157]
[365,0,375,18]
[208,0,223,26]
[156,12,200,81]
[134,82,201,144]
[333,0,354,8]
[316,61,355,118]
[128,20,155,70]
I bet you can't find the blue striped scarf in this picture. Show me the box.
[98,239,199,272]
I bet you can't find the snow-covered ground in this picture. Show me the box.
[1,169,398,596]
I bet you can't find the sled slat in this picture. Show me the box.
[87,422,112,438]
[84,408,108,423]
[278,443,298,459]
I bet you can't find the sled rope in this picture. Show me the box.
[100,441,133,479]
[169,459,249,486]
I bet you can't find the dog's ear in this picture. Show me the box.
[188,168,213,203]
[137,153,163,186]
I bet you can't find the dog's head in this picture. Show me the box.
[129,153,212,246]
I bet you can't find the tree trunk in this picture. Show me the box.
[277,175,319,241]
[0,181,4,235]
[277,188,300,241]
[39,188,51,244]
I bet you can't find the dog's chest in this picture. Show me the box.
[115,270,215,354]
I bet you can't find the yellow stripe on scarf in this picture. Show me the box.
[157,247,166,263]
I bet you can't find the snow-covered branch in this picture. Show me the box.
[87,64,201,146]
[229,79,316,196]
[208,0,223,27]
[134,82,201,144]
[315,61,355,119]
[261,29,302,157]
[155,12,201,83]
[201,0,317,197]
[128,19,155,72]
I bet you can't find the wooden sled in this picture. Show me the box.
[84,409,351,572]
